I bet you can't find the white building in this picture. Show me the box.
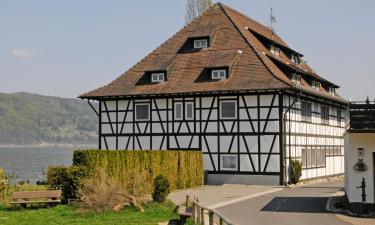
[80,3,348,185]
[345,101,375,212]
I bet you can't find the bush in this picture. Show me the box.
[73,150,203,192]
[290,160,302,184]
[0,168,15,205]
[152,175,170,202]
[47,166,86,202]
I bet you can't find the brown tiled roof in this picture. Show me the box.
[80,3,346,104]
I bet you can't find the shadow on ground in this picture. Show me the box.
[261,197,329,213]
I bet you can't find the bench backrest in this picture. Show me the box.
[13,190,62,200]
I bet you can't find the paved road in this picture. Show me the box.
[216,180,352,225]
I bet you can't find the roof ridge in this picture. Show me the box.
[218,3,292,89]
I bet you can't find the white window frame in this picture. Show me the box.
[193,39,208,49]
[135,103,150,121]
[291,54,301,64]
[211,69,227,80]
[312,81,321,90]
[174,102,183,120]
[185,102,194,120]
[291,74,301,84]
[220,155,238,171]
[220,100,237,119]
[329,87,336,95]
[270,45,280,56]
[151,72,165,83]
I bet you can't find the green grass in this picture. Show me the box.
[0,201,178,225]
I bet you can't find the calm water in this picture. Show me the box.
[0,146,89,184]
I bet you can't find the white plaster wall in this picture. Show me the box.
[345,133,375,204]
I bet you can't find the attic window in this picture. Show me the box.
[193,38,208,49]
[211,69,227,80]
[151,72,165,83]
[270,45,280,56]
[291,74,301,84]
[329,87,336,95]
[291,54,301,64]
[312,81,321,90]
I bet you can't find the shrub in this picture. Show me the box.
[47,166,86,202]
[290,160,302,184]
[152,175,170,202]
[0,168,15,205]
[79,167,146,213]
[73,150,203,192]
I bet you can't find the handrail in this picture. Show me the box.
[192,200,235,225]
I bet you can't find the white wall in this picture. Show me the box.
[345,133,375,204]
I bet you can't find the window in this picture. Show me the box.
[185,102,194,120]
[291,54,301,64]
[174,103,183,120]
[329,87,336,95]
[193,39,208,49]
[337,109,342,126]
[312,81,321,90]
[220,101,236,119]
[211,69,227,80]
[291,74,301,84]
[151,73,165,83]
[301,101,312,122]
[302,148,326,168]
[321,106,329,124]
[221,155,237,170]
[270,45,280,56]
[174,102,194,120]
[135,104,150,121]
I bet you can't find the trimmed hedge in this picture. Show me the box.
[73,150,204,191]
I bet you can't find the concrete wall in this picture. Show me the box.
[345,133,375,204]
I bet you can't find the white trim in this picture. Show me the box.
[151,72,165,83]
[193,39,208,49]
[185,102,194,120]
[220,155,238,171]
[135,103,150,121]
[212,69,227,80]
[174,102,183,120]
[220,100,237,119]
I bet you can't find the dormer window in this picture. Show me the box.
[151,72,165,83]
[329,87,336,95]
[193,38,208,49]
[312,81,321,90]
[291,54,301,64]
[211,69,227,80]
[291,74,301,84]
[270,45,280,56]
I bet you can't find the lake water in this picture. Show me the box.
[0,146,91,184]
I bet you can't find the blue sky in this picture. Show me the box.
[0,0,374,100]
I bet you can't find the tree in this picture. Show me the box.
[185,0,213,24]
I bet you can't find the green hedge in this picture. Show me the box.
[73,150,204,191]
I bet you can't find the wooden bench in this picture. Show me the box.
[178,206,193,223]
[11,190,62,207]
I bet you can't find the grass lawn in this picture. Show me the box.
[0,201,179,225]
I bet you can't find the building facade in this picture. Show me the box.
[80,3,348,185]
[345,101,375,213]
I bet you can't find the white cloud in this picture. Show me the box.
[11,48,37,59]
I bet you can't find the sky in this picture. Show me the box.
[0,0,374,101]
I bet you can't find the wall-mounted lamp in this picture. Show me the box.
[353,148,368,172]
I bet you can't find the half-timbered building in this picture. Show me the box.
[80,3,348,185]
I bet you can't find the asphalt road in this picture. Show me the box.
[216,180,352,225]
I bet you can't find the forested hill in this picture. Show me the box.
[0,92,98,146]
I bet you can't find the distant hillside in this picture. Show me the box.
[0,92,98,146]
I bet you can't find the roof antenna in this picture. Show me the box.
[269,2,276,42]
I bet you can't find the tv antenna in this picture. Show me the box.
[269,2,277,41]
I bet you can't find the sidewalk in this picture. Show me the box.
[168,184,282,208]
